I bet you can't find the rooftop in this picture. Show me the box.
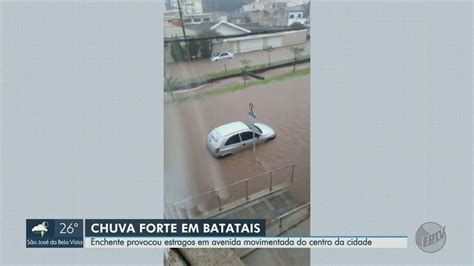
[286,5,306,12]
[216,121,249,136]
[185,21,251,34]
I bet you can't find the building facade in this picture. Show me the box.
[168,0,203,14]
[287,6,307,26]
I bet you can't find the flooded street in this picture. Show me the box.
[164,74,310,213]
[165,41,310,81]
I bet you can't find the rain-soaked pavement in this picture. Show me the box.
[164,74,310,214]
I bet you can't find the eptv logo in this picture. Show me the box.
[415,222,446,253]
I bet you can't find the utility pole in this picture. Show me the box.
[249,103,257,161]
[177,0,191,61]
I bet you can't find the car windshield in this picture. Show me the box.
[248,124,262,134]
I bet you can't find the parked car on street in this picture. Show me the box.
[206,121,276,158]
[211,51,234,62]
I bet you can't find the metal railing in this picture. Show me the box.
[267,202,310,236]
[170,164,296,218]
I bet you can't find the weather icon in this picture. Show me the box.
[32,221,48,237]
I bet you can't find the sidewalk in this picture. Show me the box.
[165,62,310,103]
[242,218,310,266]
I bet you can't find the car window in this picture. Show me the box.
[240,131,254,141]
[225,134,241,145]
[209,131,220,143]
[221,53,228,56]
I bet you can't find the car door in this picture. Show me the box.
[239,131,257,150]
[221,133,242,155]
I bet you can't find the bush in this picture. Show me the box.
[289,22,306,30]
[164,76,180,92]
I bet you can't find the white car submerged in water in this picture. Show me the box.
[210,51,234,62]
[206,121,276,158]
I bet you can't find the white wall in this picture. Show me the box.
[288,11,307,26]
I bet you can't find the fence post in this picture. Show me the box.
[291,164,295,183]
[270,172,273,191]
[245,179,249,200]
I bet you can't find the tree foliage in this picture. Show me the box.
[289,22,307,30]
[288,46,305,72]
[240,59,252,84]
[187,39,200,60]
[170,40,186,62]
[164,75,180,92]
[263,46,275,66]
[198,30,219,59]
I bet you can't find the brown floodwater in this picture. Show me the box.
[164,75,310,216]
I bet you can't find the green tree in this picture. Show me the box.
[240,59,252,84]
[164,75,180,101]
[263,46,275,66]
[289,22,307,30]
[198,30,219,59]
[187,39,200,60]
[288,46,305,72]
[170,40,186,62]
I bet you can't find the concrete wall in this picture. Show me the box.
[217,30,307,54]
[281,30,307,46]
[164,30,308,63]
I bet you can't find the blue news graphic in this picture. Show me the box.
[26,219,83,248]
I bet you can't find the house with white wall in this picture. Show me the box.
[287,6,307,26]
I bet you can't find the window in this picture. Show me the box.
[203,18,211,22]
[289,14,295,19]
[225,134,241,146]
[297,14,302,18]
[221,52,228,56]
[210,132,219,143]
[193,18,201,23]
[240,132,254,141]
[184,19,191,23]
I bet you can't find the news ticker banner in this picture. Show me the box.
[26,219,407,249]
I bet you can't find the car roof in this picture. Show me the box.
[215,121,249,137]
